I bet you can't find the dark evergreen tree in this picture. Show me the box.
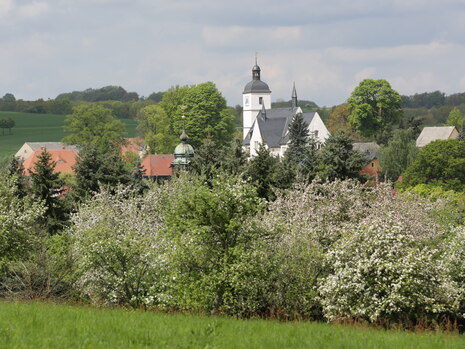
[317,131,365,181]
[73,145,131,199]
[284,113,310,167]
[5,156,27,198]
[129,157,149,194]
[30,150,68,233]
[190,137,223,181]
[282,113,319,184]
[244,143,279,201]
[458,120,465,142]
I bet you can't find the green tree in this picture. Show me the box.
[446,108,464,130]
[401,139,465,191]
[30,150,68,234]
[284,113,310,167]
[164,175,265,313]
[317,131,365,181]
[0,172,44,274]
[62,104,126,148]
[153,83,235,149]
[5,156,27,198]
[348,79,402,140]
[73,145,131,199]
[137,104,178,154]
[379,128,418,181]
[281,113,319,185]
[327,103,354,135]
[245,144,279,200]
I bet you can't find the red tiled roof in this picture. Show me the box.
[23,149,78,175]
[141,154,174,177]
[121,137,144,155]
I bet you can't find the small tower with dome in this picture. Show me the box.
[171,115,195,169]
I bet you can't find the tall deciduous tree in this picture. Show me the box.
[348,79,402,141]
[317,131,365,181]
[62,104,126,148]
[137,104,178,154]
[446,108,464,130]
[138,83,235,150]
[379,128,418,181]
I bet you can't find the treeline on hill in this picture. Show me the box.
[401,90,465,127]
[0,87,167,119]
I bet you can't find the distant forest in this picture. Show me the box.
[1,86,465,127]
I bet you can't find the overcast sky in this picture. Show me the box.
[1,0,465,107]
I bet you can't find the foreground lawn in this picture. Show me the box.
[0,111,137,158]
[0,302,464,348]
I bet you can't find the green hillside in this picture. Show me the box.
[0,111,137,159]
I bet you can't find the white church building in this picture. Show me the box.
[242,61,329,157]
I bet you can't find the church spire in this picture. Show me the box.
[252,53,261,80]
[292,82,298,108]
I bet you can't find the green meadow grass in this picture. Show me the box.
[0,301,464,349]
[0,111,137,159]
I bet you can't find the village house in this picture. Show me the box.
[15,142,79,162]
[22,148,78,175]
[416,126,459,148]
[353,142,381,182]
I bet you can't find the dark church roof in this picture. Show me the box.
[243,80,271,94]
[243,108,316,148]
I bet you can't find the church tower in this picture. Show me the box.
[242,58,271,139]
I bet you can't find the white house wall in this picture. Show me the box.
[249,121,264,157]
[242,92,271,139]
[308,112,330,143]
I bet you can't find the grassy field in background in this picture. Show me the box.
[0,301,464,349]
[0,111,137,159]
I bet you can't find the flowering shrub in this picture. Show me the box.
[318,219,453,323]
[256,180,449,320]
[0,174,44,273]
[71,185,167,307]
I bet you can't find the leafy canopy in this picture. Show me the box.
[62,104,126,148]
[348,79,402,140]
[401,139,465,191]
[379,128,418,181]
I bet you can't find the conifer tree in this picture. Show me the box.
[317,131,365,181]
[458,120,465,141]
[5,156,27,198]
[245,143,279,200]
[284,113,310,167]
[30,150,67,233]
[73,145,131,199]
[129,157,149,194]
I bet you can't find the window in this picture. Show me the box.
[314,130,318,138]
[259,97,263,105]
[371,162,375,168]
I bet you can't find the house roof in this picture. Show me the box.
[21,142,79,152]
[121,137,144,156]
[141,154,174,177]
[244,108,315,148]
[22,149,78,175]
[352,142,380,161]
[416,126,458,147]
[243,80,271,94]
